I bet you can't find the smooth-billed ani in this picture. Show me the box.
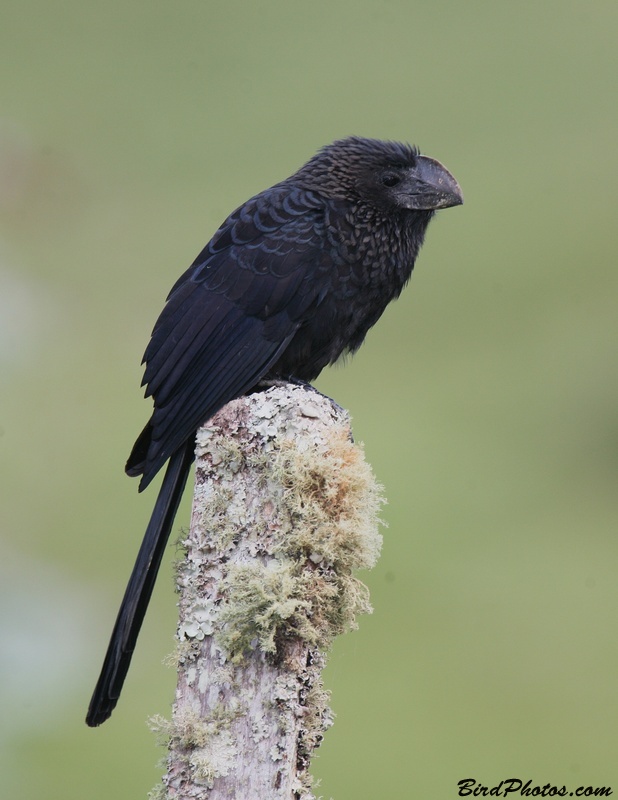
[86,136,463,726]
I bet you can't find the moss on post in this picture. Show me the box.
[151,384,384,799]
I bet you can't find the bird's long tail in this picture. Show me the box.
[86,438,195,726]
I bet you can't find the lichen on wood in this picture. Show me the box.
[151,384,384,799]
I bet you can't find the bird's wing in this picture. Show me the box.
[129,186,332,489]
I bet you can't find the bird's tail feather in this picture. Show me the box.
[86,438,194,727]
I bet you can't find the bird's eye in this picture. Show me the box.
[381,173,401,188]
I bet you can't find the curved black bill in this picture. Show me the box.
[399,155,464,211]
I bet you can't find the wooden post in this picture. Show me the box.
[150,384,384,800]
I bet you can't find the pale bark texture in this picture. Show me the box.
[151,384,383,800]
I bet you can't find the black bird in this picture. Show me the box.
[86,136,462,726]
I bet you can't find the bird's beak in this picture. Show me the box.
[399,155,463,211]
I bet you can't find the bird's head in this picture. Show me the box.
[297,136,463,214]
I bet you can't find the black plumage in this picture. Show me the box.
[86,136,462,726]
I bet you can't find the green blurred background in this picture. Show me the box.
[1,1,617,797]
